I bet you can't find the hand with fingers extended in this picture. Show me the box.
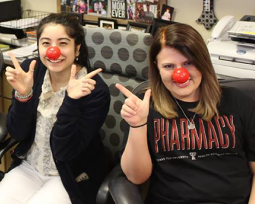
[115,83,151,127]
[5,52,36,95]
[67,65,102,99]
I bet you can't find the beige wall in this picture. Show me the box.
[21,0,57,13]
[19,0,255,41]
[167,0,255,41]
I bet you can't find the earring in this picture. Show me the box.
[76,51,80,62]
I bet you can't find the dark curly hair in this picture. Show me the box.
[36,13,91,72]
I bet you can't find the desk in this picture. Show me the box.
[3,57,14,66]
[3,42,37,66]
[3,55,25,66]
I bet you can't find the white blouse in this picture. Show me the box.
[26,68,87,176]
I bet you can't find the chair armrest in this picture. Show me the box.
[96,164,124,204]
[0,113,8,143]
[109,177,144,204]
[0,137,18,160]
[0,113,18,161]
[0,136,18,181]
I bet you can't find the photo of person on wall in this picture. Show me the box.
[88,0,108,15]
[72,0,88,14]
[161,4,174,21]
[135,2,157,23]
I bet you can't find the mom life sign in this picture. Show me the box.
[111,0,126,19]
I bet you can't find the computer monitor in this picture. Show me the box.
[0,0,22,22]
[150,19,177,37]
[0,0,24,39]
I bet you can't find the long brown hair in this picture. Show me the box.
[149,23,221,121]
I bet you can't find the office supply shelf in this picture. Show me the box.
[0,10,51,47]
[0,10,51,30]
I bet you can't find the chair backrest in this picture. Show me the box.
[132,78,255,100]
[218,78,255,101]
[84,27,153,169]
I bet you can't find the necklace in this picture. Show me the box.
[174,98,197,130]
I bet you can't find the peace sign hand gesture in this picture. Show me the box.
[67,65,102,99]
[5,52,36,95]
[115,83,151,127]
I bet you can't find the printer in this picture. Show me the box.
[207,15,255,79]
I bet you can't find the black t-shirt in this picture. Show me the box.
[123,87,255,204]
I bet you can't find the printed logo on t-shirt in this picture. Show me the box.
[189,152,197,160]
[153,115,238,161]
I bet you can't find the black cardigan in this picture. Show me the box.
[6,58,111,204]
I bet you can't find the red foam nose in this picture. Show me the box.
[46,46,61,60]
[172,67,189,83]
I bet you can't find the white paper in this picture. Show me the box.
[228,21,255,39]
[3,43,37,60]
[0,18,40,29]
[0,33,17,44]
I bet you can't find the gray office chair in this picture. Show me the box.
[82,27,153,204]
[109,78,255,204]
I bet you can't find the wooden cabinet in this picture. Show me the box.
[2,72,12,100]
[0,71,13,172]
[0,96,2,113]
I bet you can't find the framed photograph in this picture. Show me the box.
[150,18,176,36]
[126,22,150,33]
[88,0,108,15]
[60,0,89,14]
[84,24,99,28]
[118,25,127,30]
[84,20,99,28]
[161,4,174,21]
[111,0,126,19]
[134,2,157,24]
[98,17,117,29]
[126,1,136,20]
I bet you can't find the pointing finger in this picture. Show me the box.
[143,89,151,103]
[70,64,77,79]
[29,60,36,73]
[85,68,102,79]
[9,52,22,71]
[115,83,138,100]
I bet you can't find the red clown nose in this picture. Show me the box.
[46,46,61,60]
[172,67,190,83]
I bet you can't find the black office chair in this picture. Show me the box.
[0,48,8,145]
[0,49,18,180]
[97,81,150,204]
[108,78,255,204]
[107,80,150,204]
